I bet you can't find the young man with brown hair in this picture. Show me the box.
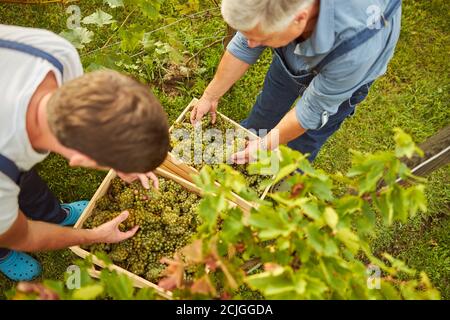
[0,25,169,281]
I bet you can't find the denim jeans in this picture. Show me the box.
[241,53,372,162]
[0,169,66,259]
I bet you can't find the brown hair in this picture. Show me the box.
[47,70,169,173]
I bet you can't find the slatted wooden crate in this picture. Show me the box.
[163,98,275,212]
[70,165,244,300]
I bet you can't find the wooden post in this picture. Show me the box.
[375,126,449,190]
[403,125,450,178]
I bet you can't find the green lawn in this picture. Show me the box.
[0,0,448,299]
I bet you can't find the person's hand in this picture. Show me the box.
[190,94,219,125]
[116,171,159,190]
[92,211,139,244]
[231,139,261,164]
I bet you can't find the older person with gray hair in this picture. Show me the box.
[191,0,402,163]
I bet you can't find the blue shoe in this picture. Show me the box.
[60,200,89,226]
[0,251,41,281]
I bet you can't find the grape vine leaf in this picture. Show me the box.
[82,10,116,26]
[190,275,217,296]
[394,128,424,158]
[138,0,164,19]
[100,271,135,300]
[104,0,124,8]
[60,27,94,49]
[72,284,104,300]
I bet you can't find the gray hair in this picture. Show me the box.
[221,0,314,33]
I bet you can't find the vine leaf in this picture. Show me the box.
[180,239,203,264]
[190,275,217,296]
[394,128,424,158]
[104,0,124,8]
[72,284,104,300]
[100,271,135,300]
[60,27,94,49]
[138,0,164,19]
[324,207,339,230]
[159,256,184,290]
[82,10,116,26]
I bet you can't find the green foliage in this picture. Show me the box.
[105,0,125,8]
[57,0,222,83]
[394,128,424,159]
[9,257,156,300]
[0,0,447,299]
[60,27,95,49]
[11,131,439,301]
[166,130,440,300]
[82,10,116,26]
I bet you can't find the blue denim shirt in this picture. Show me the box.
[227,0,402,130]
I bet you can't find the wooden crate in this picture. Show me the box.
[164,98,275,211]
[70,165,233,300]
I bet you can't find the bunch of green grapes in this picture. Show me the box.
[109,240,133,262]
[95,196,114,211]
[82,177,202,282]
[171,112,268,196]
[117,188,135,211]
[145,263,167,283]
[111,178,125,194]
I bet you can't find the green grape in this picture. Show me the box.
[117,188,135,210]
[145,263,166,282]
[172,111,269,196]
[82,176,202,283]
[109,241,132,262]
[95,196,114,211]
[129,261,146,276]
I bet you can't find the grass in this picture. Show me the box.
[0,0,449,299]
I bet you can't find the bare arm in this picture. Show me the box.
[0,210,137,252]
[190,51,250,124]
[232,109,306,163]
[264,108,306,149]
